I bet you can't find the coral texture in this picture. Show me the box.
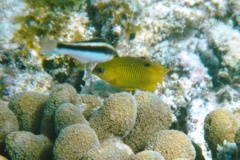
[40,83,78,139]
[0,104,19,150]
[146,130,196,160]
[89,92,137,142]
[54,103,89,134]
[204,108,240,158]
[8,91,48,134]
[83,138,134,160]
[124,91,172,152]
[5,131,52,160]
[79,94,103,120]
[53,124,100,160]
[134,150,164,160]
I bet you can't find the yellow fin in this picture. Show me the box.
[157,67,171,85]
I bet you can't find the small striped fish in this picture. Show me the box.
[40,38,117,64]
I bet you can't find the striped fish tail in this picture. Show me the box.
[40,39,59,55]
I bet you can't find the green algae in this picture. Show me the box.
[12,0,86,55]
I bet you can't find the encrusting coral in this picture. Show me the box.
[204,108,240,158]
[54,103,89,135]
[40,83,78,139]
[83,138,134,160]
[124,91,172,152]
[205,20,240,86]
[5,131,53,160]
[145,130,196,160]
[133,150,164,160]
[88,0,139,45]
[53,124,100,160]
[0,104,19,152]
[89,92,137,142]
[8,91,48,134]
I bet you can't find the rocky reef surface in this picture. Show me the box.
[1,0,240,159]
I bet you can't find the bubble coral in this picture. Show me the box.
[134,150,164,160]
[8,91,48,134]
[83,138,134,160]
[54,103,89,135]
[0,104,19,151]
[146,130,196,160]
[89,92,137,142]
[40,83,78,139]
[5,131,52,160]
[204,108,240,158]
[124,91,172,152]
[53,124,100,160]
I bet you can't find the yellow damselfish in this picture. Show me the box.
[92,57,170,92]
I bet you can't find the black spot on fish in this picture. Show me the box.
[144,63,150,67]
[96,67,104,74]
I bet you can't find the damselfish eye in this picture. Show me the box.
[96,67,104,74]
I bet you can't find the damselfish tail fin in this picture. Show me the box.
[40,39,59,55]
[158,67,171,85]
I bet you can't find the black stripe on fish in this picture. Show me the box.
[57,43,117,55]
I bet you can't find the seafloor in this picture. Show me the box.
[0,0,240,160]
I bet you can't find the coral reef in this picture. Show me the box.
[0,104,19,153]
[204,20,240,86]
[124,91,172,152]
[5,131,52,160]
[89,92,137,142]
[204,108,240,158]
[40,83,78,139]
[146,130,196,160]
[79,94,103,120]
[87,0,139,45]
[83,138,134,160]
[53,124,100,159]
[54,103,89,134]
[0,0,25,50]
[8,91,48,134]
[134,150,164,160]
[1,0,240,159]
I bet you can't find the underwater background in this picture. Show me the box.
[0,0,240,159]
